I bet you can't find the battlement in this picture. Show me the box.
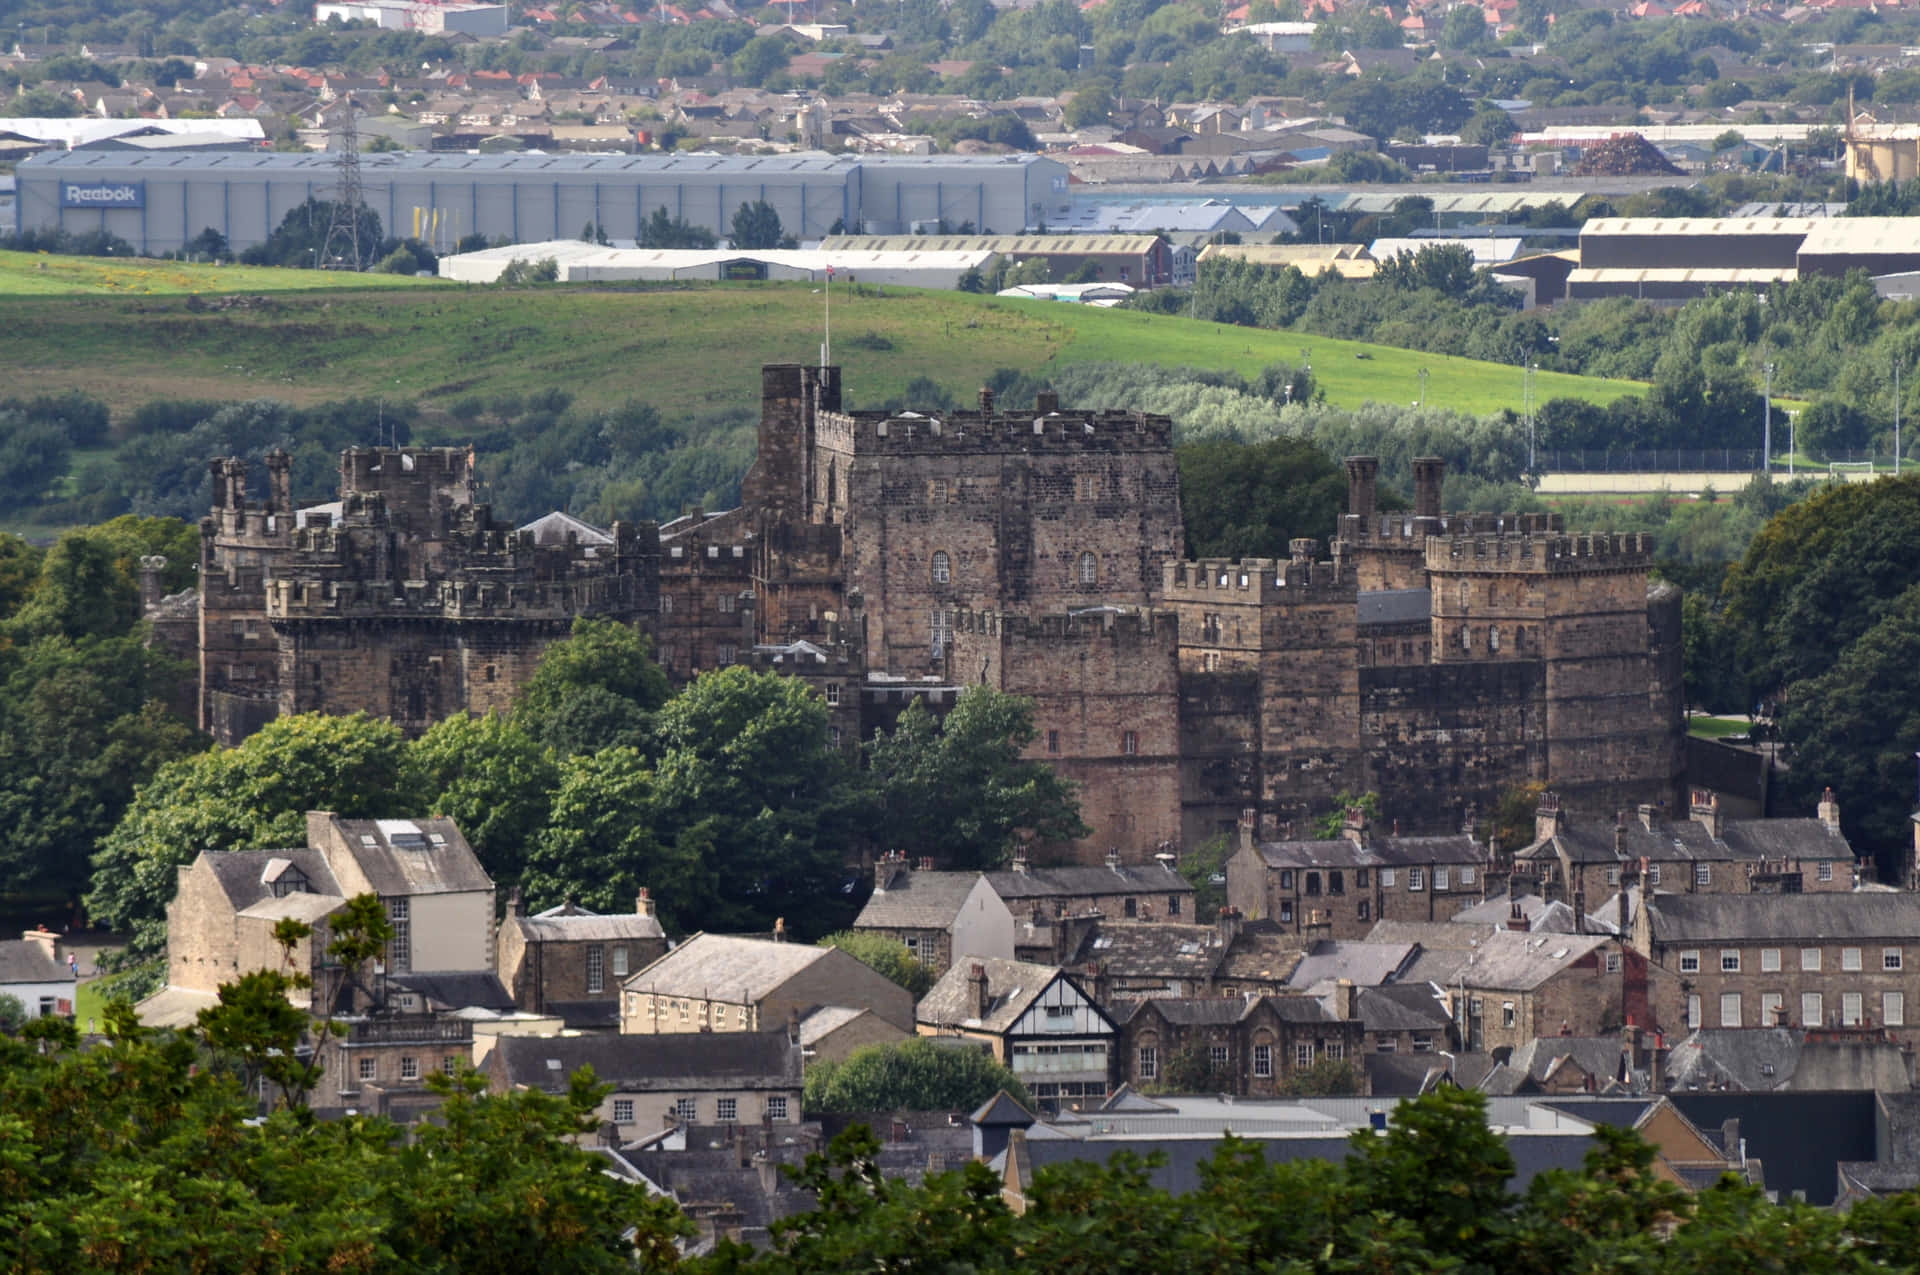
[820,405,1175,455]
[1340,511,1565,545]
[1160,548,1358,604]
[951,604,1178,644]
[1424,531,1654,573]
[340,445,475,496]
[264,565,652,622]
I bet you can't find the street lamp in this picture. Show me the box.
[1763,361,1775,475]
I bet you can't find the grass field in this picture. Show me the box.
[0,249,444,297]
[0,276,1646,419]
[1688,715,1753,739]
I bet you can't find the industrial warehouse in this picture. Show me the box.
[12,149,1069,257]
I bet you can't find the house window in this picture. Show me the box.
[931,551,951,585]
[1803,948,1823,972]
[1720,993,1742,1028]
[358,1056,376,1081]
[1078,552,1098,586]
[825,683,841,706]
[1168,896,1180,917]
[1279,870,1294,890]
[400,1056,419,1081]
[1761,948,1781,972]
[1501,1003,1516,1029]
[1123,897,1137,918]
[1720,950,1740,973]
[1683,995,1701,1029]
[675,1098,698,1124]
[1819,861,1834,882]
[1843,947,1863,972]
[1279,901,1294,923]
[587,946,605,994]
[613,947,629,978]
[1408,868,1425,892]
[1606,867,1621,887]
[1887,992,1907,1027]
[903,936,921,956]
[1605,953,1621,974]
[1695,864,1711,887]
[1138,1045,1158,1080]
[1209,1044,1229,1069]
[1843,992,1864,1026]
[1412,1034,1434,1053]
[717,1098,738,1123]
[1803,992,1824,1027]
[387,896,410,973]
[767,1096,789,1120]
[1358,900,1371,921]
[1305,872,1322,897]
[1356,868,1370,888]
[1434,867,1449,891]
[716,643,736,665]
[1324,1040,1345,1061]
[443,1056,459,1076]
[1647,864,1661,886]
[1253,1044,1272,1077]
[1047,729,1060,754]
[1679,951,1701,974]
[1295,1042,1314,1068]
[613,1099,635,1123]
[1460,867,1474,886]
[1381,869,1396,888]
[1760,992,1783,1025]
[1122,730,1138,756]
[660,594,674,614]
[718,593,735,613]
[1376,1034,1398,1053]
[1888,948,1905,971]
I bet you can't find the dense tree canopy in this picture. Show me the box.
[817,930,935,998]
[802,1036,1031,1113]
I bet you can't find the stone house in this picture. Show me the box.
[142,812,498,1029]
[917,958,1117,1109]
[497,889,668,1029]
[1226,807,1491,941]
[1368,920,1635,1057]
[1112,994,1368,1095]
[620,933,914,1036]
[0,930,77,1020]
[1517,790,1859,906]
[1335,982,1455,1057]
[1634,893,1920,1041]
[486,1030,805,1138]
[851,854,1016,976]
[986,853,1197,926]
[797,1006,908,1065]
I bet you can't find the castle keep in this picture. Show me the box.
[175,364,1683,865]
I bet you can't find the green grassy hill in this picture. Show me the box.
[0,275,1642,418]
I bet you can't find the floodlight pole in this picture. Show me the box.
[1763,360,1775,476]
[1897,360,1903,474]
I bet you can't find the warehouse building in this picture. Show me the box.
[312,0,509,35]
[821,232,1169,286]
[1566,217,1920,302]
[13,150,1067,257]
[437,238,994,286]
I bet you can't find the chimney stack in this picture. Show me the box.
[1215,905,1242,950]
[636,887,656,920]
[506,887,524,919]
[20,926,56,963]
[1035,388,1059,414]
[1105,847,1123,874]
[1011,847,1030,875]
[1690,789,1724,839]
[1344,455,1380,520]
[969,963,990,1019]
[1819,787,1841,835]
[1534,790,1561,844]
[874,850,901,891]
[138,555,168,611]
[1334,977,1356,1021]
[1573,889,1586,935]
[1508,900,1529,932]
[1637,804,1656,833]
[1412,456,1446,519]
[979,386,995,415]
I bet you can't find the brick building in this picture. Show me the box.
[1633,893,1920,1041]
[496,889,668,1028]
[1112,994,1368,1095]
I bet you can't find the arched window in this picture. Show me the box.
[1460,625,1472,652]
[1078,552,1098,586]
[1489,626,1501,653]
[932,551,951,585]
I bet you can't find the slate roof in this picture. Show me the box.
[0,939,68,985]
[386,970,517,1013]
[331,817,493,897]
[1665,1027,1913,1093]
[510,900,665,943]
[1367,922,1613,991]
[1375,834,1484,867]
[1286,940,1418,989]
[1452,894,1581,933]
[971,1089,1036,1127]
[491,1029,802,1092]
[1647,893,1920,944]
[854,869,982,930]
[986,862,1193,903]
[1523,812,1851,868]
[1070,922,1223,982]
[623,933,838,1002]
[201,847,342,913]
[1250,837,1380,870]
[1357,588,1431,627]
[1364,1051,1454,1095]
[1250,833,1485,870]
[917,957,1083,1034]
[1490,1036,1633,1093]
[1348,982,1453,1032]
[518,510,613,546]
[1214,922,1306,986]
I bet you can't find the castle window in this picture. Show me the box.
[928,479,950,504]
[718,593,735,613]
[1458,581,1469,609]
[1074,473,1098,501]
[1514,626,1526,650]
[587,946,605,994]
[931,609,951,658]
[716,643,736,664]
[1047,729,1060,754]
[400,1057,419,1081]
[661,594,673,614]
[1079,553,1098,587]
[932,551,951,585]
[1489,627,1500,653]
[1122,730,1138,755]
[484,664,497,683]
[1460,626,1472,652]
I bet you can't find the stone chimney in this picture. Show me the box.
[1215,906,1242,950]
[787,1007,801,1044]
[1507,900,1529,932]
[979,386,995,414]
[1105,847,1123,874]
[138,555,169,611]
[1614,810,1626,860]
[874,850,903,891]
[1035,388,1059,414]
[969,963,991,1019]
[1333,977,1356,1021]
[1689,789,1723,839]
[20,925,57,963]
[1637,804,1657,833]
[1010,847,1030,875]
[1573,889,1586,935]
[1534,791,1562,844]
[1290,537,1315,563]
[505,887,524,919]
[1819,788,1841,835]
[1342,804,1369,846]
[636,888,656,920]
[1303,908,1334,944]
[1412,456,1446,519]
[1344,455,1380,521]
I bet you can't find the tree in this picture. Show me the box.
[1177,436,1346,559]
[730,199,787,250]
[818,931,935,998]
[1065,79,1115,128]
[804,1036,1032,1112]
[1441,3,1489,49]
[1344,1085,1515,1269]
[1479,780,1546,856]
[87,712,408,989]
[400,711,557,890]
[521,746,688,922]
[0,992,26,1034]
[514,616,672,757]
[1460,103,1519,147]
[638,206,718,249]
[731,34,792,85]
[864,688,1088,870]
[1312,791,1381,839]
[1176,834,1231,922]
[1277,1057,1364,1095]
[237,196,384,270]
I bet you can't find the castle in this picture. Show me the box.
[167,364,1684,864]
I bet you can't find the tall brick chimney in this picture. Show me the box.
[636,888,656,920]
[1534,791,1561,844]
[1344,455,1379,520]
[1690,789,1723,839]
[1819,788,1841,835]
[1412,456,1446,519]
[969,963,990,1018]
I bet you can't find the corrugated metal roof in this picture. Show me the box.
[25,150,860,174]
[1798,216,1920,256]
[820,233,1160,253]
[1580,217,1819,237]
[1568,267,1795,284]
